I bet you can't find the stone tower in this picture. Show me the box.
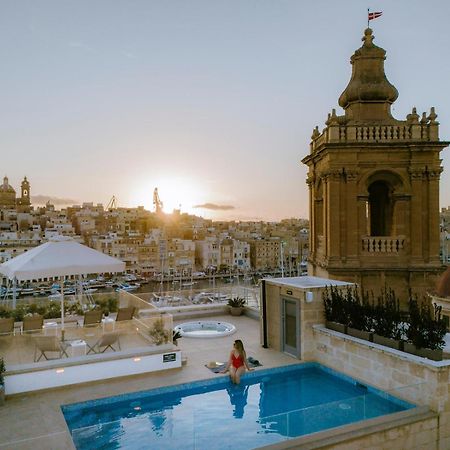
[302,29,449,302]
[17,176,31,212]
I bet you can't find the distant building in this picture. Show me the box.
[0,176,31,212]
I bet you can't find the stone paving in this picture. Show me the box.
[0,313,298,450]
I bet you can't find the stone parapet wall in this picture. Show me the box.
[318,416,438,450]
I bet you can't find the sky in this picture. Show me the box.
[1,1,450,221]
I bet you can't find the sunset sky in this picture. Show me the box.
[1,1,449,221]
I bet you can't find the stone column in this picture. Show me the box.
[409,168,424,263]
[428,168,443,264]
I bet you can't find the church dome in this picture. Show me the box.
[338,29,398,121]
[0,176,16,193]
[436,266,450,298]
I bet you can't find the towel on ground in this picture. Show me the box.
[205,357,262,373]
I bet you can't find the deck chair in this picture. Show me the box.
[87,332,121,354]
[33,335,68,361]
[22,315,44,334]
[115,307,135,322]
[83,309,103,327]
[0,317,14,336]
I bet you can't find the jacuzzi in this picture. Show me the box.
[174,321,236,338]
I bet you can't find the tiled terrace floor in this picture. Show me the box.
[0,313,298,450]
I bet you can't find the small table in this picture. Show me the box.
[43,322,58,336]
[67,339,87,357]
[102,317,115,332]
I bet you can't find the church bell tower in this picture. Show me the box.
[17,176,31,213]
[302,29,449,302]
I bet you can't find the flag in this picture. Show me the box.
[368,11,382,21]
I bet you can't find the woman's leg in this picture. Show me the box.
[229,366,237,383]
[234,366,245,385]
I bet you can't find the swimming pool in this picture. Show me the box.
[62,363,415,450]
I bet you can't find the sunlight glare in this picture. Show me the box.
[131,177,204,215]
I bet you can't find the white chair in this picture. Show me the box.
[87,332,121,354]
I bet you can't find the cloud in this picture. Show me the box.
[32,195,79,206]
[193,203,236,211]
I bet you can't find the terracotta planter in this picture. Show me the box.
[230,307,243,316]
[403,343,443,361]
[347,327,373,342]
[326,321,347,334]
[373,334,403,351]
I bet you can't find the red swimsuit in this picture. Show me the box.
[231,352,244,369]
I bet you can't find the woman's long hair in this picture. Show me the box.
[234,339,245,359]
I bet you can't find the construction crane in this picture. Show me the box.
[153,188,163,214]
[106,195,118,211]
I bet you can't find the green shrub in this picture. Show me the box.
[148,318,170,345]
[228,297,246,308]
[372,288,403,340]
[0,307,12,318]
[94,297,118,315]
[406,297,446,350]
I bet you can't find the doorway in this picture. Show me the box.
[282,297,300,358]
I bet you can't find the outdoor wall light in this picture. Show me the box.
[305,291,314,303]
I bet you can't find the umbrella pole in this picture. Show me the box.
[12,277,17,309]
[61,276,65,341]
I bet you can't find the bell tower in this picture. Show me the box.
[302,29,449,302]
[17,176,31,212]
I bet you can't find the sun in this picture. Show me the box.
[130,177,204,215]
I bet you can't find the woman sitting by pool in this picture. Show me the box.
[220,339,253,384]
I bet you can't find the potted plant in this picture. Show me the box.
[228,297,246,316]
[0,357,5,406]
[372,288,404,350]
[148,318,171,345]
[404,298,446,361]
[323,285,349,334]
[172,329,182,346]
[345,288,374,342]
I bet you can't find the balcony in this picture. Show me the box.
[362,236,405,253]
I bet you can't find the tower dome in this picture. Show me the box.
[338,28,398,122]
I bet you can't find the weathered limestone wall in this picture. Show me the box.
[318,417,438,450]
[312,326,450,449]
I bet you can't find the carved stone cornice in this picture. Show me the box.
[306,174,315,186]
[346,170,359,181]
[427,167,443,180]
[408,167,425,180]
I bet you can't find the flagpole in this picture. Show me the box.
[367,8,370,28]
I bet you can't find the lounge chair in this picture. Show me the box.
[22,315,44,334]
[0,317,14,336]
[115,307,135,322]
[83,309,103,327]
[33,335,68,361]
[87,332,121,354]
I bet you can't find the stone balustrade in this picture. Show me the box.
[311,122,439,152]
[362,236,405,253]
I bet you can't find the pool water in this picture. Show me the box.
[62,363,414,450]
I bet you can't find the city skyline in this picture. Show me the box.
[1,1,450,221]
